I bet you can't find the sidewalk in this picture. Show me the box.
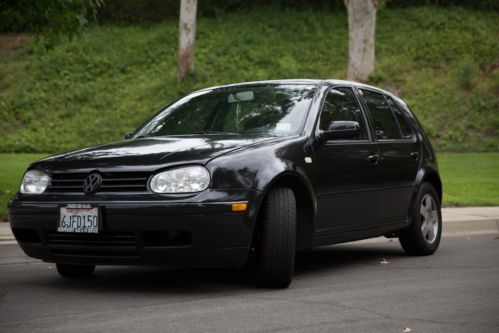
[1,207,498,242]
[441,207,499,235]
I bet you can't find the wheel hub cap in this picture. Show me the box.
[420,194,439,244]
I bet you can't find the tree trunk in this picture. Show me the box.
[344,0,377,82]
[177,0,197,81]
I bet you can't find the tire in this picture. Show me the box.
[257,187,297,288]
[399,182,442,256]
[56,263,95,278]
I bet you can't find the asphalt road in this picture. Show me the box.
[0,235,498,333]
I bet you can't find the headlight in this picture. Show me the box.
[149,166,210,194]
[20,169,50,194]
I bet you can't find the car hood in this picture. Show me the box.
[33,135,277,172]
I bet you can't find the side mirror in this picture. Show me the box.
[322,121,360,140]
[124,132,134,140]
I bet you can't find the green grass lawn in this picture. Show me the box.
[439,152,499,206]
[1,152,498,220]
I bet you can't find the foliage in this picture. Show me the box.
[456,59,479,89]
[95,0,498,23]
[0,7,497,153]
[96,0,345,23]
[0,0,103,46]
[387,0,498,10]
[2,152,497,220]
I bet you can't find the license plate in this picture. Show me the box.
[58,204,99,233]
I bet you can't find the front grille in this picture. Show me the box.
[46,231,138,257]
[51,249,138,257]
[47,172,150,193]
[45,232,136,247]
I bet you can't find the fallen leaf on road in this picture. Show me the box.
[380,258,390,265]
[403,328,411,332]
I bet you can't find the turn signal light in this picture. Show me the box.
[232,203,248,212]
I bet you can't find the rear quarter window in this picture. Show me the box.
[359,89,401,140]
[386,97,415,140]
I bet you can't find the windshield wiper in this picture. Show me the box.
[191,131,239,135]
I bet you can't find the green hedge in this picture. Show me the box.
[2,0,497,31]
[95,0,498,24]
[96,0,343,23]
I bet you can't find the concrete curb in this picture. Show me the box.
[441,219,499,236]
[441,207,499,236]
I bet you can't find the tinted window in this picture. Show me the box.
[319,87,368,140]
[386,97,415,140]
[360,89,401,140]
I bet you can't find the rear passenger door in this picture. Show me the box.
[358,89,420,224]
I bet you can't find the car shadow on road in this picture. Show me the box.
[295,241,406,275]
[31,239,407,294]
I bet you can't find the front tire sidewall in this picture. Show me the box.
[258,187,297,288]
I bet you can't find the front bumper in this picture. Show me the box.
[8,190,260,268]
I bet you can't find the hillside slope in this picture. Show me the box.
[0,7,497,152]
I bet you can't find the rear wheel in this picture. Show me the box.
[399,182,442,256]
[257,187,297,288]
[56,263,95,278]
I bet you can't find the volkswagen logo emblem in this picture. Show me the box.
[83,173,102,194]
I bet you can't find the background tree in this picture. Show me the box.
[344,0,378,82]
[0,0,103,47]
[177,0,198,81]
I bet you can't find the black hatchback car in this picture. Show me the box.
[8,79,442,288]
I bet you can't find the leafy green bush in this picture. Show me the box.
[95,0,498,24]
[457,59,479,89]
[0,0,103,46]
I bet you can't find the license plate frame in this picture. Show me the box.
[58,204,101,234]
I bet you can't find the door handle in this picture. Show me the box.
[367,154,379,165]
[410,152,419,161]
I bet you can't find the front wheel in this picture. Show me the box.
[257,187,297,288]
[56,263,95,278]
[399,183,442,256]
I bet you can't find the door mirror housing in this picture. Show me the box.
[322,121,360,140]
[125,132,134,140]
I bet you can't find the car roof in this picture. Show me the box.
[197,79,400,100]
[196,79,322,91]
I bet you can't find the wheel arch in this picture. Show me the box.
[253,171,316,251]
[402,166,443,226]
[420,170,443,202]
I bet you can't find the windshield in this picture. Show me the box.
[134,84,316,138]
